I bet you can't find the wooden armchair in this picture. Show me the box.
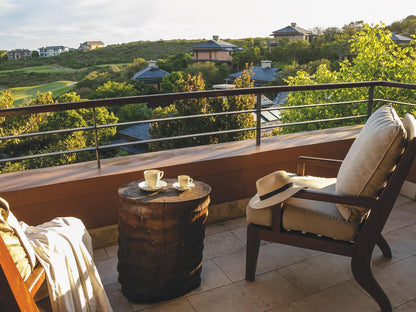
[0,235,46,312]
[0,195,111,311]
[246,107,416,312]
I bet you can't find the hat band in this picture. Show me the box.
[259,182,293,201]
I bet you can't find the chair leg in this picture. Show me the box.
[245,224,261,281]
[376,234,392,258]
[351,252,392,312]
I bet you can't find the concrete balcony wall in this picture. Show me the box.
[0,126,364,229]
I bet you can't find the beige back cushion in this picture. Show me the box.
[335,105,407,221]
[0,197,36,281]
[403,113,416,140]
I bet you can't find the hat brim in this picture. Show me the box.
[248,185,305,209]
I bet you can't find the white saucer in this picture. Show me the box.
[139,180,167,191]
[172,182,195,191]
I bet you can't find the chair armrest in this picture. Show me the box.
[0,236,41,310]
[297,156,343,176]
[292,189,377,210]
[25,263,46,297]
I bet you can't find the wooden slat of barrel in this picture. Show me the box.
[117,180,210,303]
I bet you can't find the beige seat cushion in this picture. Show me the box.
[246,201,274,227]
[0,197,37,281]
[335,105,407,222]
[247,176,361,241]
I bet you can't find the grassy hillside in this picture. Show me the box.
[0,38,266,71]
[0,37,267,90]
[0,65,59,73]
[10,81,75,105]
[0,39,207,88]
[0,64,128,89]
[0,39,204,71]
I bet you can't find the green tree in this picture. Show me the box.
[388,15,416,37]
[150,73,209,150]
[270,39,314,65]
[0,89,14,114]
[1,92,55,171]
[270,40,290,65]
[321,39,350,64]
[0,91,49,145]
[149,69,255,151]
[287,40,313,64]
[160,71,187,93]
[95,81,137,99]
[92,80,138,117]
[184,62,226,88]
[1,91,118,172]
[125,58,148,78]
[315,27,343,45]
[279,24,416,134]
[342,21,365,36]
[157,53,193,72]
[271,59,331,85]
[209,69,256,143]
[117,103,153,123]
[55,92,118,150]
[75,70,110,93]
[231,38,270,71]
[0,51,7,61]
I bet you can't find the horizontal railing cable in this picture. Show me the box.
[1,81,415,168]
[0,81,390,118]
[0,126,95,141]
[0,147,97,163]
[270,99,369,112]
[376,99,416,107]
[95,109,257,130]
[99,127,258,151]
[261,115,368,131]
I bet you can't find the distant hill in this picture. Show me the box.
[53,39,203,68]
[0,38,265,89]
[0,38,262,71]
[0,39,198,70]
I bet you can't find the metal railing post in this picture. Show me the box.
[256,93,261,146]
[92,107,101,169]
[367,85,375,118]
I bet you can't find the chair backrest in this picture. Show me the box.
[336,105,408,222]
[0,235,40,312]
[359,113,416,242]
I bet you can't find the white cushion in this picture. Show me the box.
[336,105,407,221]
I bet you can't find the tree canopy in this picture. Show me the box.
[149,70,256,151]
[279,24,416,134]
[0,91,118,172]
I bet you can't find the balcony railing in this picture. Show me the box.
[1,81,416,170]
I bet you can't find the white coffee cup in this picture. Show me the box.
[178,175,193,188]
[144,170,164,188]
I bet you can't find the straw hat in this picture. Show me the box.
[248,171,305,209]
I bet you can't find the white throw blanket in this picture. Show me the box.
[23,217,113,312]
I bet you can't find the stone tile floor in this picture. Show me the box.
[94,195,416,312]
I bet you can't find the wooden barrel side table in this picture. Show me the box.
[117,179,211,303]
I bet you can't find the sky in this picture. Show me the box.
[0,0,415,51]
